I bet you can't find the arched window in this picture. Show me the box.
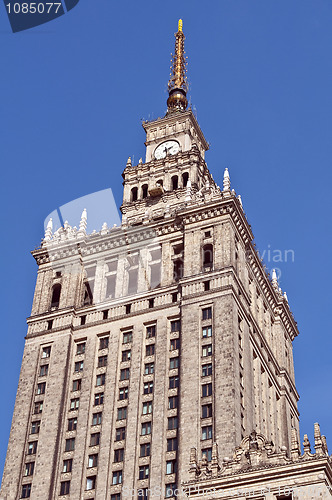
[156,179,163,187]
[51,283,61,309]
[182,172,189,188]
[131,187,138,202]
[203,244,213,270]
[171,176,178,190]
[142,184,148,199]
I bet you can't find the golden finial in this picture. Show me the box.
[167,19,188,113]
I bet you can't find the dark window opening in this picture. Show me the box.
[80,315,86,326]
[51,283,61,309]
[142,184,148,199]
[126,304,132,314]
[172,292,178,303]
[103,309,108,320]
[204,281,210,291]
[203,244,213,270]
[83,282,93,306]
[47,320,53,330]
[171,175,178,190]
[148,298,154,309]
[131,187,138,202]
[173,259,183,281]
[182,172,189,187]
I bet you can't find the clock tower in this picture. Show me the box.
[121,20,215,227]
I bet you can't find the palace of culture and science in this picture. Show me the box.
[1,20,331,500]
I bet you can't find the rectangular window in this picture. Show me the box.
[115,427,126,441]
[143,381,153,394]
[80,315,86,326]
[166,460,177,475]
[202,326,212,338]
[72,379,81,391]
[142,401,152,414]
[167,416,178,430]
[202,344,212,357]
[138,488,148,500]
[62,458,73,473]
[202,404,212,418]
[119,387,128,400]
[37,382,46,395]
[96,374,105,386]
[169,357,179,369]
[202,307,212,320]
[170,339,180,351]
[120,368,130,380]
[117,407,127,420]
[31,421,40,434]
[39,364,48,377]
[92,412,102,426]
[88,454,98,468]
[167,437,178,452]
[141,422,151,436]
[114,448,124,463]
[94,392,104,406]
[202,383,212,397]
[86,476,96,490]
[171,320,181,332]
[122,350,131,361]
[74,361,84,372]
[139,465,149,480]
[68,417,77,431]
[168,396,178,409]
[169,376,179,389]
[90,433,100,446]
[76,342,86,354]
[70,397,80,410]
[28,441,37,455]
[34,401,43,414]
[146,325,156,339]
[60,481,70,495]
[112,470,123,484]
[140,443,150,457]
[42,346,51,358]
[98,355,108,367]
[145,344,155,356]
[165,484,177,498]
[99,337,109,350]
[202,425,212,440]
[144,362,154,375]
[111,495,121,500]
[65,438,75,451]
[123,331,133,344]
[202,448,212,462]
[24,462,35,476]
[202,364,212,377]
[21,484,32,498]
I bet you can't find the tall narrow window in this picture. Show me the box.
[83,281,93,306]
[203,244,213,270]
[171,175,178,190]
[131,187,138,202]
[173,259,183,281]
[182,172,189,187]
[51,283,61,309]
[142,184,148,199]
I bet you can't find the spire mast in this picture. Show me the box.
[167,19,188,113]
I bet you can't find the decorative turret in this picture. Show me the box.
[167,19,188,113]
[78,208,87,237]
[271,268,279,291]
[223,167,231,192]
[44,218,53,241]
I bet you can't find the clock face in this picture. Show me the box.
[154,140,180,160]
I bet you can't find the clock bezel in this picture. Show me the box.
[154,140,180,160]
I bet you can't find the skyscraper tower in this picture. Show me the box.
[1,20,331,500]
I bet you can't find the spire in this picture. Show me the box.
[271,269,278,291]
[167,19,188,113]
[223,168,231,192]
[44,218,53,241]
[78,208,87,237]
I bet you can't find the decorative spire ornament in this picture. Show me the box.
[271,269,278,291]
[126,156,132,167]
[78,208,87,237]
[223,168,231,192]
[44,218,53,241]
[167,19,188,113]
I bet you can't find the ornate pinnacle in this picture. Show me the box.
[78,208,87,237]
[44,218,53,241]
[167,19,188,113]
[223,168,231,192]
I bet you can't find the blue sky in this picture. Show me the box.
[1,0,331,478]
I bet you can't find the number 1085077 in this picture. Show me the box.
[6,3,62,14]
